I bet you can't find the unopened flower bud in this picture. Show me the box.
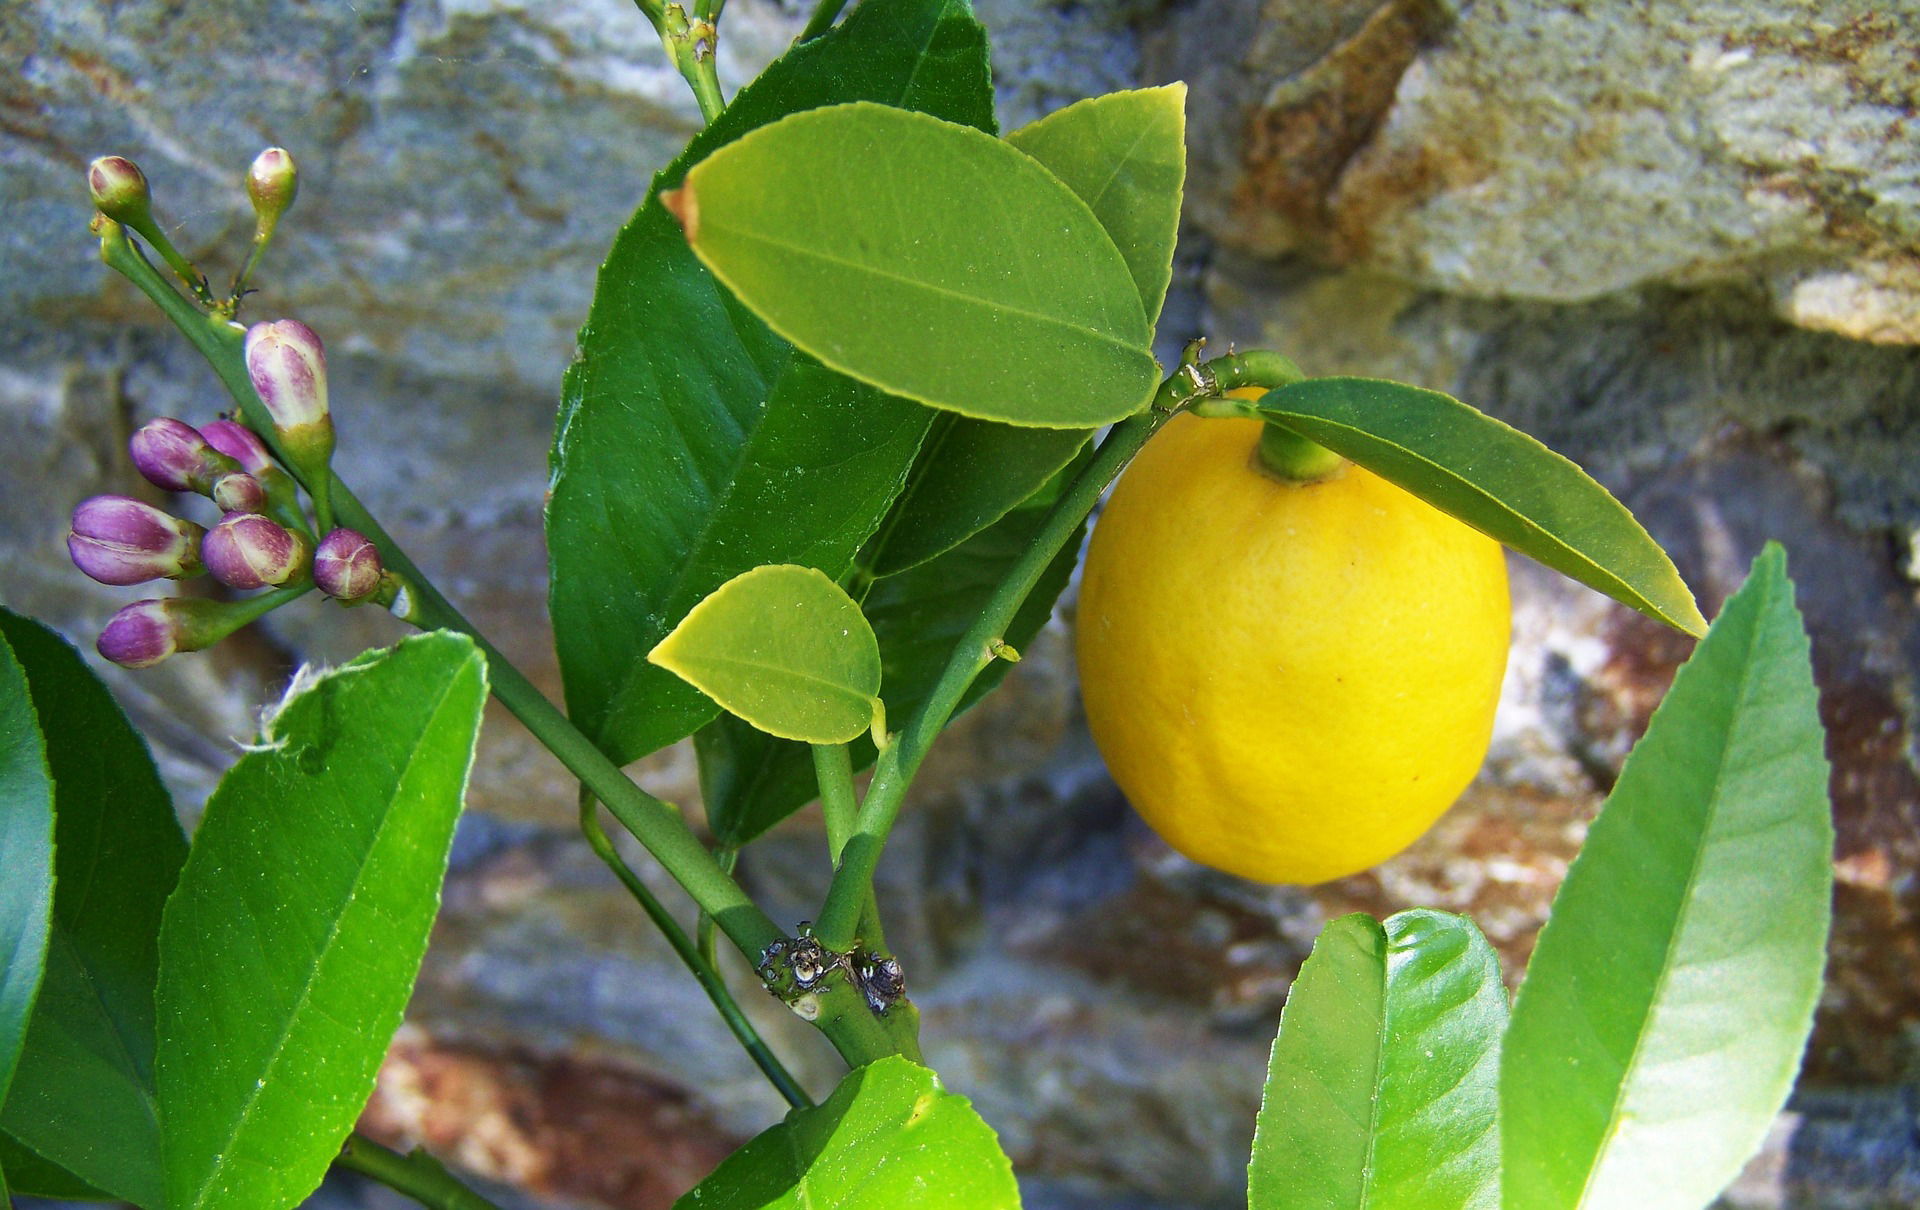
[244,320,335,488]
[97,599,182,668]
[313,528,383,603]
[129,417,238,494]
[202,512,311,590]
[67,495,205,586]
[87,157,154,229]
[210,471,267,515]
[246,148,298,231]
[199,419,307,531]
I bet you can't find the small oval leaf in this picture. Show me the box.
[1251,377,1708,635]
[1501,544,1832,1210]
[650,565,883,745]
[673,101,1161,427]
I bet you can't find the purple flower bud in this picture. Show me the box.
[202,512,311,590]
[313,528,383,603]
[244,320,330,433]
[198,419,276,477]
[129,417,236,494]
[67,495,205,586]
[87,156,154,227]
[97,599,180,668]
[210,471,267,515]
[246,148,298,226]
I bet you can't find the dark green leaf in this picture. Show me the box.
[0,628,53,1113]
[1251,377,1708,635]
[1501,544,1831,1210]
[548,0,996,766]
[650,566,883,745]
[862,417,1089,578]
[702,465,1087,846]
[1005,83,1187,327]
[0,1133,110,1201]
[0,611,183,1210]
[1249,910,1505,1210]
[673,1055,1018,1209]
[156,633,488,1210]
[673,101,1159,428]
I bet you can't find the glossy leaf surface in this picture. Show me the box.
[0,611,183,1209]
[1252,377,1708,635]
[674,101,1159,427]
[0,626,53,1116]
[651,565,882,745]
[672,1055,1017,1209]
[1004,83,1187,327]
[1249,910,1505,1210]
[157,633,487,1210]
[548,0,994,765]
[1502,544,1831,1210]
[700,462,1087,846]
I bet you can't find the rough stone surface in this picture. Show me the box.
[3,0,1918,1208]
[1156,0,1920,342]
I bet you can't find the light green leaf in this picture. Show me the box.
[672,101,1160,428]
[674,1055,1018,1209]
[1250,909,1506,1210]
[0,629,53,1117]
[651,565,882,745]
[547,0,995,767]
[1501,543,1831,1210]
[1251,377,1708,635]
[0,611,183,1210]
[157,633,488,1210]
[1006,83,1188,327]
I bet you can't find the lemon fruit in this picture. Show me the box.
[1075,408,1510,885]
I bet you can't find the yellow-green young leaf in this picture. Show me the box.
[669,101,1160,428]
[1006,83,1187,327]
[1250,910,1506,1210]
[650,565,883,745]
[157,633,488,1210]
[1251,377,1708,635]
[674,1056,1017,1209]
[1502,544,1832,1210]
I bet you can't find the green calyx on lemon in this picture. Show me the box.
[1076,407,1510,885]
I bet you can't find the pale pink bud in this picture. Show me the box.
[87,157,153,228]
[246,148,298,226]
[210,471,267,514]
[202,512,310,590]
[244,319,329,432]
[198,419,276,477]
[97,599,180,668]
[130,417,237,494]
[67,495,204,586]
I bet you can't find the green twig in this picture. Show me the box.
[335,1133,502,1210]
[813,743,859,863]
[697,845,737,971]
[812,355,1302,952]
[798,0,849,41]
[580,791,811,1109]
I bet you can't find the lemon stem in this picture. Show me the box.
[1257,421,1346,483]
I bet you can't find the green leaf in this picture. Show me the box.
[1005,83,1188,327]
[1250,377,1708,635]
[156,633,488,1210]
[0,611,183,1210]
[673,1055,1018,1209]
[672,101,1160,428]
[1501,544,1831,1210]
[0,1134,110,1201]
[0,630,53,1114]
[700,460,1088,846]
[650,566,882,745]
[1249,910,1506,1210]
[862,416,1089,577]
[548,0,995,766]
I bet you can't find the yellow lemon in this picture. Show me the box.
[1075,409,1509,884]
